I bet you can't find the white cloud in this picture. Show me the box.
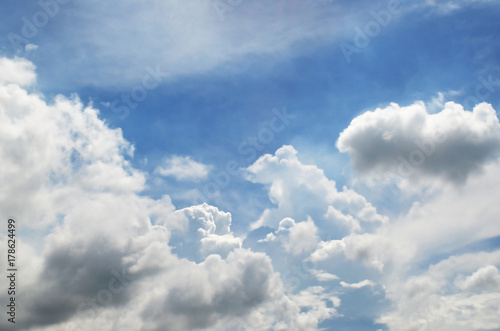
[172,203,242,259]
[0,57,36,86]
[311,233,396,271]
[261,217,319,256]
[378,251,500,331]
[457,265,500,292]
[340,279,376,289]
[310,269,340,282]
[337,101,500,185]
[245,145,387,233]
[155,155,211,181]
[25,44,39,52]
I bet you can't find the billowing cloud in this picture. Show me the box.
[155,155,211,181]
[171,203,242,260]
[245,145,387,234]
[260,217,319,256]
[456,265,500,292]
[337,101,500,185]
[0,57,339,331]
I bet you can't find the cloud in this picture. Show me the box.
[31,0,347,89]
[170,203,242,260]
[340,279,376,289]
[260,217,319,256]
[331,101,500,329]
[310,269,340,282]
[422,0,497,14]
[337,101,500,185]
[0,57,36,86]
[377,250,500,331]
[245,145,387,233]
[155,155,211,181]
[311,233,396,271]
[457,265,500,292]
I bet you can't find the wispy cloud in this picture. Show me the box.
[154,156,211,181]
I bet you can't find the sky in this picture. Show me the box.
[1,0,500,330]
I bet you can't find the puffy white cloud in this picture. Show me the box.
[457,265,500,292]
[261,217,319,256]
[337,101,500,185]
[0,57,36,86]
[245,145,387,235]
[170,203,242,260]
[155,155,211,181]
[311,233,397,271]
[0,58,142,229]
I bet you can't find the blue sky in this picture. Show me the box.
[1,0,500,330]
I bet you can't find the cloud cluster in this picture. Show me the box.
[0,57,337,331]
[245,145,387,235]
[378,251,500,330]
[3,55,500,330]
[327,101,500,329]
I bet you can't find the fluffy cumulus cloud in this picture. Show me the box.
[155,155,211,181]
[0,57,339,331]
[0,57,36,86]
[169,203,242,260]
[337,101,500,185]
[260,217,319,256]
[245,145,387,235]
[456,265,500,292]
